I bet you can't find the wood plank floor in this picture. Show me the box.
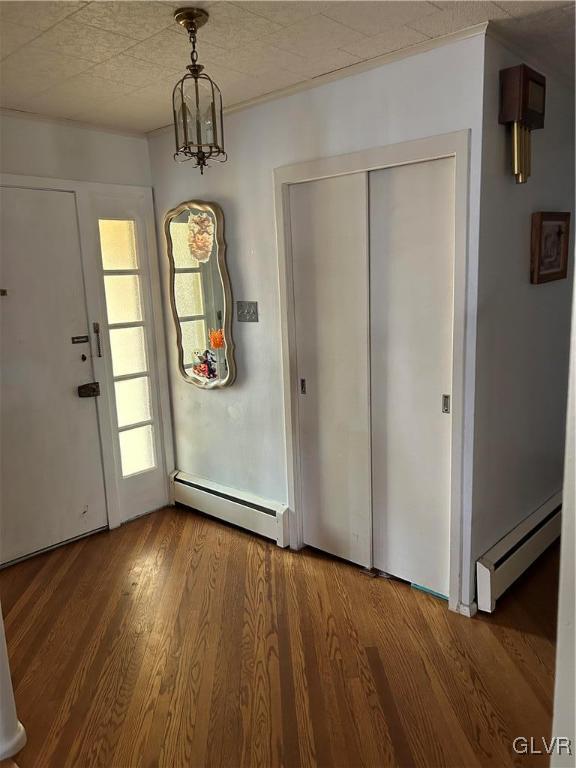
[0,507,558,768]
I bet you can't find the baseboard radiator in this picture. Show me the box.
[476,492,562,612]
[171,471,289,547]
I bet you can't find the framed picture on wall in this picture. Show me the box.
[531,211,571,284]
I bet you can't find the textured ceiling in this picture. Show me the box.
[0,0,574,133]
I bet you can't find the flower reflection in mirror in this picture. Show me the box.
[172,7,227,174]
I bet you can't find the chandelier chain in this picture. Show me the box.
[189,25,199,65]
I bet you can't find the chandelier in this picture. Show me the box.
[172,7,227,173]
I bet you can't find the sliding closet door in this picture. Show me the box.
[290,174,371,567]
[370,158,455,596]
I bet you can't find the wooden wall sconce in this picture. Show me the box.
[499,64,546,184]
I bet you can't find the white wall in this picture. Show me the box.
[473,37,574,574]
[148,35,486,512]
[0,112,151,186]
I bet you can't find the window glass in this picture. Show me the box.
[98,218,156,479]
[119,425,155,476]
[180,319,208,365]
[171,221,200,268]
[174,272,204,317]
[109,326,147,377]
[98,220,137,270]
[115,377,151,428]
[104,275,143,324]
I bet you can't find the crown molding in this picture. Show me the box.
[146,22,489,139]
[0,107,147,139]
[485,23,574,90]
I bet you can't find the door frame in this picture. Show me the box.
[273,131,472,614]
[0,173,174,530]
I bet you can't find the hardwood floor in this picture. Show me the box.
[0,507,558,768]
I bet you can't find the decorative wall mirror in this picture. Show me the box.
[164,201,235,388]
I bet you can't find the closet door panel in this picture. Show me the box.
[290,174,371,567]
[370,158,455,596]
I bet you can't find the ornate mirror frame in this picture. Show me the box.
[164,200,236,389]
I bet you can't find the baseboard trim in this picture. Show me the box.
[172,471,289,547]
[456,601,478,618]
[476,492,562,613]
[0,526,108,569]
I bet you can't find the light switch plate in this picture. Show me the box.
[237,301,258,322]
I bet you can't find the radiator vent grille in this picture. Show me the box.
[175,477,276,516]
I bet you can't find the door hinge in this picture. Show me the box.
[442,394,451,414]
[300,378,306,394]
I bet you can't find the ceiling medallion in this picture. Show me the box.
[172,7,227,173]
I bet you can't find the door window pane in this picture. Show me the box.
[119,425,155,476]
[104,275,142,324]
[181,319,207,365]
[171,221,200,268]
[98,219,137,270]
[174,272,204,317]
[115,376,151,428]
[109,326,147,377]
[97,217,156,480]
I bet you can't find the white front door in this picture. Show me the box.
[0,186,108,564]
[290,173,372,567]
[370,158,455,597]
